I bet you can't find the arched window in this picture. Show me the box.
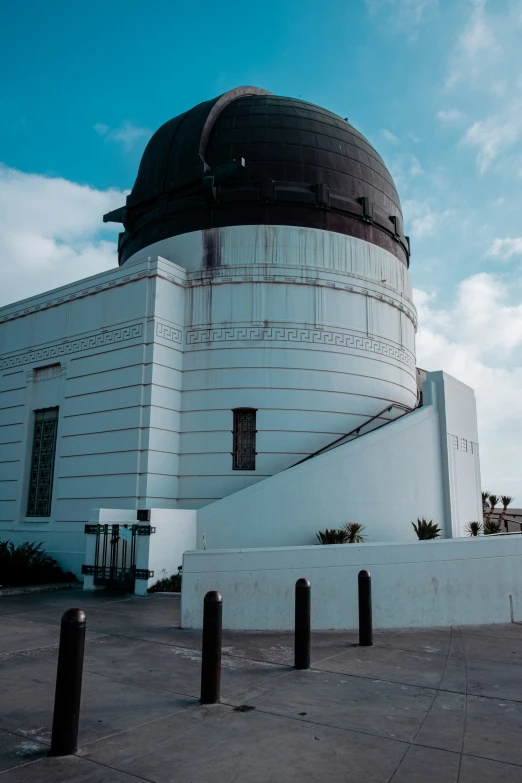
[233,409,257,470]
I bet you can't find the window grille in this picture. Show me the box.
[27,408,59,517]
[233,409,257,470]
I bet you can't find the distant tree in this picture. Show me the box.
[485,495,500,527]
[497,495,515,532]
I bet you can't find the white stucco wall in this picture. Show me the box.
[181,534,522,630]
[196,371,481,550]
[174,225,418,508]
[0,256,185,575]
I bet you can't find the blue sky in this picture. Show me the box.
[1,0,522,497]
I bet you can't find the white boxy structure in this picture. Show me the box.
[0,87,489,628]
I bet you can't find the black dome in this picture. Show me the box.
[105,87,410,266]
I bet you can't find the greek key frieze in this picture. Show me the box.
[155,322,182,343]
[186,326,415,368]
[1,324,143,371]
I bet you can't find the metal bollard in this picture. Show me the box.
[294,578,311,670]
[358,570,373,647]
[49,608,86,756]
[200,591,222,704]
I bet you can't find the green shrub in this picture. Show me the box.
[465,521,483,537]
[483,518,501,535]
[316,528,347,544]
[147,566,182,593]
[412,518,441,540]
[0,541,77,588]
[342,522,367,543]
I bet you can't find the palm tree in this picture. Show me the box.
[481,491,490,518]
[412,518,441,540]
[342,523,367,543]
[485,495,500,526]
[497,495,514,532]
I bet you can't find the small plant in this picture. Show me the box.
[147,566,182,593]
[316,528,348,544]
[412,518,441,540]
[465,521,483,537]
[483,518,502,536]
[342,522,367,543]
[0,541,77,588]
[498,495,515,531]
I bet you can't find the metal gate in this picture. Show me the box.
[82,524,154,591]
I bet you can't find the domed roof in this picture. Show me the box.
[104,87,410,266]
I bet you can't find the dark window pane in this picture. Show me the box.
[27,408,58,517]
[233,409,256,471]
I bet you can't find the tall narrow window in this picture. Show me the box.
[233,409,257,470]
[27,408,59,517]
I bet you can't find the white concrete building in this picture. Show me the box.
[0,87,482,596]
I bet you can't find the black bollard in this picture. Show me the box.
[294,578,311,670]
[49,608,86,756]
[200,591,222,704]
[358,570,373,647]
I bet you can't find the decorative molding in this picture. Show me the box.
[186,269,417,329]
[186,325,415,368]
[156,322,182,344]
[0,266,186,326]
[1,324,143,371]
[449,433,478,455]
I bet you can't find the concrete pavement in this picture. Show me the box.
[1,588,522,781]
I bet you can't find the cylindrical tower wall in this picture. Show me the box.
[128,224,417,508]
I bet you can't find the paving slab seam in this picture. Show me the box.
[309,643,447,668]
[217,698,423,748]
[0,725,50,747]
[75,753,158,782]
[456,626,469,783]
[80,666,206,702]
[78,702,204,748]
[216,698,522,772]
[385,625,455,783]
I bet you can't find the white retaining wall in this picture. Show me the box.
[181,534,522,630]
[196,371,481,549]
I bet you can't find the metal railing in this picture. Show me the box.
[288,401,415,470]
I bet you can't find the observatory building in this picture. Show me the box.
[0,88,482,585]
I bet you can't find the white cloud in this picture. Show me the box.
[403,199,451,238]
[366,0,437,25]
[437,109,464,122]
[381,129,400,145]
[486,237,522,259]
[0,164,125,306]
[94,121,151,151]
[463,101,522,173]
[415,273,522,497]
[446,0,501,89]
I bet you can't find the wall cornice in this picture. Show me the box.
[185,267,417,329]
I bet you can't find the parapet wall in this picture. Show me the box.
[181,534,522,630]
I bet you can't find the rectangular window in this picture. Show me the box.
[233,409,256,470]
[27,408,59,517]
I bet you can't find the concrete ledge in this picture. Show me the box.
[0,582,80,597]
